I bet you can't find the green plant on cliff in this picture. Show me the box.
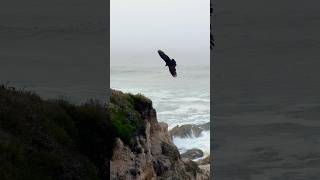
[110,90,150,145]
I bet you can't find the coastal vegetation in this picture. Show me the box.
[0,85,150,179]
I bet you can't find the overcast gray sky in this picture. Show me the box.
[111,0,210,66]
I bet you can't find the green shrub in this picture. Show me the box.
[110,90,149,145]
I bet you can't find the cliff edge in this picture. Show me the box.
[110,90,209,180]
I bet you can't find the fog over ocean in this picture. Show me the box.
[111,0,210,155]
[0,0,108,104]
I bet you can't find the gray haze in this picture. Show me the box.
[213,0,320,179]
[0,0,108,103]
[111,0,210,66]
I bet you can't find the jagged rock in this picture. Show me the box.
[181,148,204,160]
[110,90,209,180]
[170,122,210,138]
[184,159,201,176]
[198,164,210,180]
[153,159,169,176]
[197,155,210,165]
[183,159,210,180]
[196,155,211,179]
[161,142,180,161]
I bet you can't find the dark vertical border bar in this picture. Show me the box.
[106,0,111,104]
[210,0,215,179]
[212,0,320,179]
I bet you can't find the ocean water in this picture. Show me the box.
[111,64,210,154]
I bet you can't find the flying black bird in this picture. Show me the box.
[157,50,177,77]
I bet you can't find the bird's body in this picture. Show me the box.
[157,50,177,77]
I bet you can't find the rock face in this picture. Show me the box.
[110,91,209,180]
[197,155,211,166]
[196,155,211,179]
[170,122,210,138]
[181,149,204,160]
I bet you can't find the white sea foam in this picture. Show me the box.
[173,130,210,156]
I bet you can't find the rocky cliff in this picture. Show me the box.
[110,90,209,180]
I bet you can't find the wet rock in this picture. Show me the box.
[181,148,204,160]
[197,155,210,165]
[170,122,210,138]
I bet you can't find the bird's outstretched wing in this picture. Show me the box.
[168,66,177,77]
[158,50,171,65]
